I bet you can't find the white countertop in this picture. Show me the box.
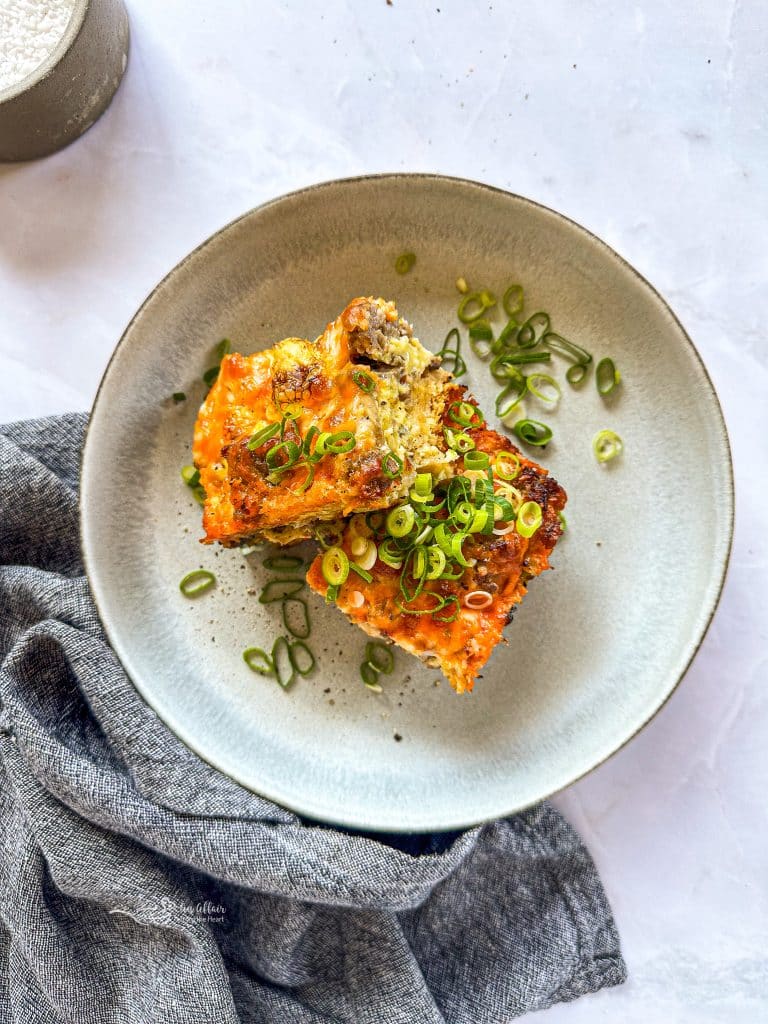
[1,2,766,1020]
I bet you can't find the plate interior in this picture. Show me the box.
[81,177,732,830]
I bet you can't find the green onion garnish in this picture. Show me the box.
[181,465,199,486]
[558,511,567,530]
[271,636,295,689]
[381,450,403,479]
[593,429,623,463]
[172,392,186,403]
[282,597,311,639]
[494,453,520,480]
[242,647,274,675]
[463,450,490,472]
[495,380,527,418]
[513,419,553,446]
[526,373,561,406]
[360,662,383,691]
[395,252,416,274]
[447,399,484,428]
[386,504,415,537]
[517,501,543,539]
[544,332,593,386]
[179,569,216,598]
[436,327,467,378]
[258,579,306,603]
[247,422,281,450]
[366,641,395,675]
[443,427,475,453]
[288,639,315,676]
[516,312,551,349]
[502,284,524,317]
[202,339,231,388]
[322,546,350,586]
[316,431,356,456]
[458,289,496,323]
[352,369,376,393]
[262,554,304,571]
[596,358,621,396]
[349,562,373,583]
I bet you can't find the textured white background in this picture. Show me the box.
[1,2,766,1020]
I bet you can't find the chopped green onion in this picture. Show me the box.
[282,597,311,639]
[502,284,524,317]
[271,636,295,689]
[516,312,551,349]
[259,579,306,603]
[325,583,340,604]
[495,380,527,418]
[294,463,316,494]
[447,400,484,428]
[517,500,543,538]
[414,473,433,496]
[366,641,395,674]
[262,554,304,571]
[497,319,520,348]
[395,252,416,274]
[349,562,373,583]
[288,639,315,676]
[593,429,623,463]
[463,450,490,471]
[468,318,494,352]
[360,662,383,691]
[443,427,476,453]
[381,450,404,479]
[322,546,350,586]
[493,453,520,480]
[396,592,447,615]
[544,332,593,386]
[426,546,447,579]
[526,373,561,406]
[172,392,186,404]
[179,569,216,598]
[181,464,200,486]
[266,440,301,474]
[242,647,274,676]
[378,538,404,568]
[596,358,621,396]
[352,369,376,393]
[386,504,415,537]
[433,596,461,623]
[202,366,220,387]
[558,511,567,530]
[436,328,467,378]
[566,362,590,386]
[513,419,552,446]
[247,422,280,450]
[316,431,356,456]
[458,289,496,324]
[202,339,231,389]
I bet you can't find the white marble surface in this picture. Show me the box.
[1,1,766,1019]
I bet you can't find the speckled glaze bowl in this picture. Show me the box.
[80,175,734,832]
[0,0,129,162]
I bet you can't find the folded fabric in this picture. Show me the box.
[0,413,626,1024]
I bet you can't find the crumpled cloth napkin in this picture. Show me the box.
[0,413,625,1024]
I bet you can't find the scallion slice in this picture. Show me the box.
[493,452,520,480]
[495,379,527,418]
[502,284,524,317]
[513,419,552,446]
[271,636,295,689]
[381,450,404,479]
[247,422,280,450]
[395,252,416,274]
[179,569,215,598]
[596,357,621,396]
[282,597,311,639]
[463,450,490,472]
[526,373,561,406]
[262,554,303,571]
[172,392,186,403]
[352,368,376,393]
[242,647,274,676]
[517,500,543,538]
[516,312,550,349]
[259,579,306,604]
[458,289,496,323]
[366,641,395,674]
[386,504,415,537]
[593,429,623,463]
[322,546,350,586]
[288,639,315,676]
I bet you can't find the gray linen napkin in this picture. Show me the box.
[0,413,625,1024]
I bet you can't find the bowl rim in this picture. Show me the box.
[80,173,735,830]
[0,0,89,104]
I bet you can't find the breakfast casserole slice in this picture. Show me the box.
[193,298,460,546]
[306,386,567,693]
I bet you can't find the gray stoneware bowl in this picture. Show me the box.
[81,175,734,832]
[0,0,129,162]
